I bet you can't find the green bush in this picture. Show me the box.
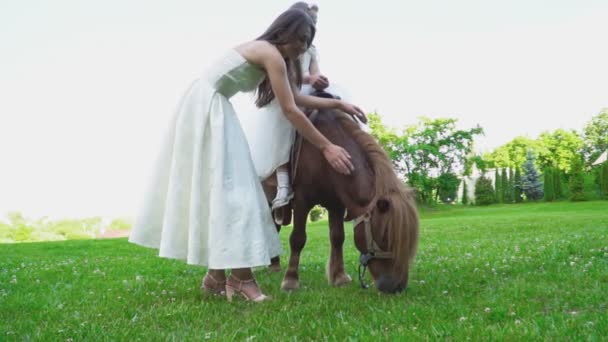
[474,175,495,206]
[437,172,460,203]
[308,206,326,222]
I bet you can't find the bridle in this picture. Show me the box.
[352,206,392,289]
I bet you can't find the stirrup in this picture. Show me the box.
[271,190,293,210]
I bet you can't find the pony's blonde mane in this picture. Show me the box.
[336,114,419,275]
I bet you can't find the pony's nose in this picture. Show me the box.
[375,275,404,294]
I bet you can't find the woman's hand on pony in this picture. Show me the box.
[321,144,354,175]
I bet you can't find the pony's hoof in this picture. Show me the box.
[268,263,281,273]
[281,278,300,291]
[332,274,352,287]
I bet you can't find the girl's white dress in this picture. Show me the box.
[129,50,282,269]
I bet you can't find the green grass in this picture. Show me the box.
[1,201,607,340]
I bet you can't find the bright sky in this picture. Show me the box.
[1,0,607,219]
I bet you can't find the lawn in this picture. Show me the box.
[1,201,607,340]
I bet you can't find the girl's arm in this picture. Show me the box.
[305,54,329,89]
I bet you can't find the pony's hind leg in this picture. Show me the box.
[326,207,352,287]
[281,201,312,291]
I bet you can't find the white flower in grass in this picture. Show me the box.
[459,316,467,321]
[570,262,575,266]
[10,275,17,284]
[135,275,143,282]
[515,319,521,325]
[419,280,426,285]
[443,290,448,295]
[484,307,491,313]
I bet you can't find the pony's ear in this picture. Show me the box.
[376,199,390,213]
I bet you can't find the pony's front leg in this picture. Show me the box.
[327,207,352,287]
[281,201,311,291]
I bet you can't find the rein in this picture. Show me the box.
[352,206,392,289]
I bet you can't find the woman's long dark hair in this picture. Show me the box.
[255,9,316,108]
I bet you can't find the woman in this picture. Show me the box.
[129,9,366,302]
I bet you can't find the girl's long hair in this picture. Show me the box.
[254,9,316,107]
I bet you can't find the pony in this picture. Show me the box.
[266,96,419,294]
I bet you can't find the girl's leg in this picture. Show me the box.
[272,164,293,210]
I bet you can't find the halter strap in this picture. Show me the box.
[352,211,392,261]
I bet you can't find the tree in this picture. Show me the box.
[500,168,508,203]
[520,150,544,201]
[486,136,538,169]
[553,168,563,200]
[514,168,523,202]
[537,129,584,172]
[599,163,608,200]
[504,168,514,203]
[369,114,483,205]
[474,175,495,205]
[494,169,502,203]
[543,168,555,201]
[568,156,586,201]
[462,180,469,205]
[582,109,608,164]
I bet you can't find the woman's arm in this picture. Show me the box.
[294,93,367,124]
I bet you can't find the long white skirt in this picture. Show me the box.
[237,98,295,180]
[129,79,282,269]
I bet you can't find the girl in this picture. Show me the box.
[238,3,356,211]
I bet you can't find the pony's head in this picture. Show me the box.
[339,115,420,294]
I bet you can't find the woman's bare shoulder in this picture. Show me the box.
[235,41,282,67]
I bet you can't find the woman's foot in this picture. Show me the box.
[226,275,270,302]
[201,272,226,296]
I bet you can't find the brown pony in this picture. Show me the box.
[268,98,419,294]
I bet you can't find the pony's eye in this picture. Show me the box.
[376,199,390,213]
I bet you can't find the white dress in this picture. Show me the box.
[129,50,282,269]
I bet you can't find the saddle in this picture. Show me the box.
[289,90,338,185]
